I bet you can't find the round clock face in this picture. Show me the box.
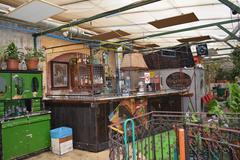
[199,46,206,53]
[197,44,208,56]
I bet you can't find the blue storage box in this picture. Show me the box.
[50,127,72,139]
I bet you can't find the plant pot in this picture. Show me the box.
[7,59,19,70]
[26,58,39,70]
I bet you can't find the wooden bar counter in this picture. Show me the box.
[45,90,186,152]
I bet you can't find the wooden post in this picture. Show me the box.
[178,128,186,160]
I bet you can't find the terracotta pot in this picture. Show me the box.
[26,58,39,70]
[7,59,19,70]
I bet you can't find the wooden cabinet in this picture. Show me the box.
[1,114,51,160]
[0,70,50,160]
[70,63,104,93]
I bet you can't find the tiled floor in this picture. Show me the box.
[27,149,109,160]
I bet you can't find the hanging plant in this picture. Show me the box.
[226,83,240,113]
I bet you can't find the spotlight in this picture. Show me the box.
[232,9,238,15]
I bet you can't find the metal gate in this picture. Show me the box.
[109,111,240,160]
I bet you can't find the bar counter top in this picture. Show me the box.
[44,89,190,103]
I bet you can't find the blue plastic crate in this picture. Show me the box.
[50,127,72,139]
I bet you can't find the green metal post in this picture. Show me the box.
[33,35,37,50]
[119,19,239,42]
[216,47,234,51]
[218,0,240,14]
[217,24,240,41]
[33,0,160,36]
[124,119,136,160]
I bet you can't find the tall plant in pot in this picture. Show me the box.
[25,49,45,70]
[4,42,23,70]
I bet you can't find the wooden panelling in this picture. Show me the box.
[46,101,116,152]
[177,36,211,43]
[149,13,199,29]
[144,44,159,48]
[92,30,130,40]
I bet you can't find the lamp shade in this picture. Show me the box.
[121,53,148,71]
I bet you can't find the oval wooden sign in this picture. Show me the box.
[166,72,191,90]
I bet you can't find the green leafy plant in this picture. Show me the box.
[4,42,23,60]
[226,83,240,113]
[204,62,221,88]
[231,47,240,79]
[208,99,224,117]
[215,68,233,82]
[207,99,229,127]
[25,49,45,62]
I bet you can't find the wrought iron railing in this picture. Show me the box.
[109,111,240,160]
[186,123,240,160]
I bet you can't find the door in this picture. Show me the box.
[12,73,26,99]
[2,118,29,160]
[0,73,11,101]
[31,74,42,98]
[32,99,41,112]
[27,114,51,153]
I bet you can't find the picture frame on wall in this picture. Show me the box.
[51,61,69,89]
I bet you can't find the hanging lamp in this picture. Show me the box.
[120,53,148,71]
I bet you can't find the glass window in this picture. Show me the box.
[14,77,24,95]
[0,77,7,96]
[32,77,39,92]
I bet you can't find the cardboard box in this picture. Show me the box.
[51,136,73,155]
[50,127,73,155]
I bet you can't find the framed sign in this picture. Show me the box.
[166,72,191,90]
[51,61,69,89]
[144,72,150,84]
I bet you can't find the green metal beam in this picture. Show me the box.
[218,0,240,14]
[216,47,234,51]
[138,39,234,52]
[119,19,239,43]
[33,0,160,37]
[225,41,235,48]
[217,24,240,41]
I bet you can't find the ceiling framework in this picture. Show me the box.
[218,0,240,14]
[0,0,239,52]
[32,0,161,36]
[118,19,239,42]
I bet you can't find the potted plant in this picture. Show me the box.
[4,42,23,70]
[25,49,45,70]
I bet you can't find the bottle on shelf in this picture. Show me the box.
[80,76,83,85]
[85,75,88,84]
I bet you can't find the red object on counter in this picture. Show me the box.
[201,93,214,104]
[193,56,201,64]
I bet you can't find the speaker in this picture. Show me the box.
[196,44,208,56]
